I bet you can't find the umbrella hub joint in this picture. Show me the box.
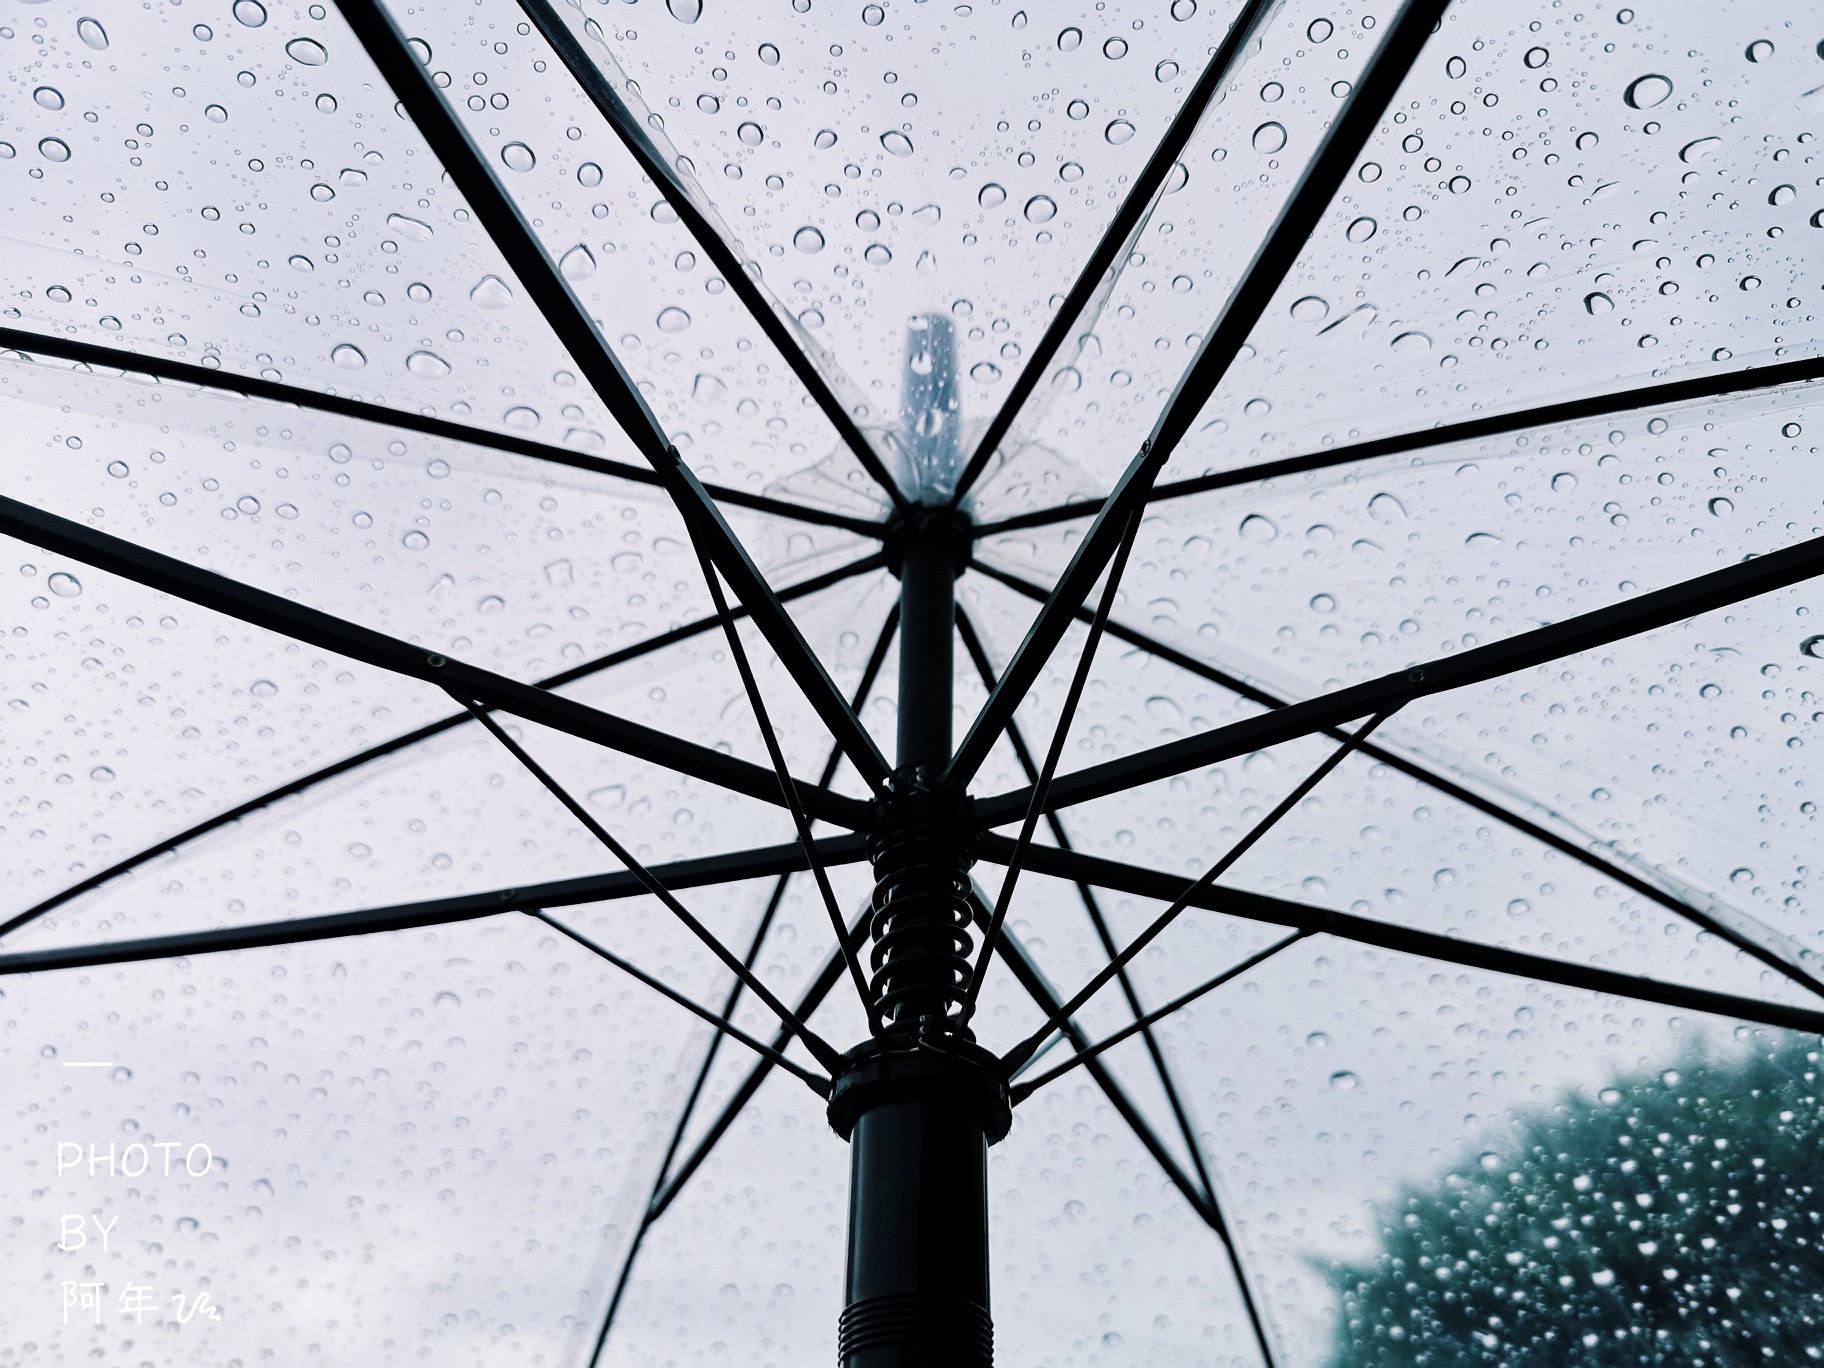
[882,501,973,579]
[826,1031,1011,1145]
[863,772,977,1028]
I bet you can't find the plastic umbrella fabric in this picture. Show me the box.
[3,0,1822,1363]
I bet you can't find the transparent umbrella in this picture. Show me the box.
[3,0,1822,1363]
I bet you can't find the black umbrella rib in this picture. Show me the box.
[587,610,899,1361]
[985,840,1824,1040]
[455,698,848,1074]
[528,910,829,1093]
[645,914,870,1224]
[956,607,1221,1210]
[974,353,1824,536]
[968,881,1283,1363]
[331,0,892,793]
[692,550,882,1029]
[971,558,1824,1002]
[0,552,885,944]
[0,328,883,539]
[1000,711,1397,1075]
[943,0,1451,790]
[960,506,1143,1019]
[509,0,906,511]
[946,0,1284,506]
[581,866,804,1362]
[1011,932,1308,1104]
[0,496,869,828]
[975,531,1824,826]
[0,835,870,976]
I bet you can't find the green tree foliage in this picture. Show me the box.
[1325,1032,1824,1365]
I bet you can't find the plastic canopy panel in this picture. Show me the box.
[3,0,1821,1365]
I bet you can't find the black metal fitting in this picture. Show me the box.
[882,502,974,579]
[826,1031,1012,1146]
[864,770,977,1026]
[829,1031,1009,1368]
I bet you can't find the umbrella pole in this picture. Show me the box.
[830,474,1008,1365]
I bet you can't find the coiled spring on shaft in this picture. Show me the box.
[865,799,975,1025]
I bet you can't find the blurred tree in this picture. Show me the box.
[1324,1032,1824,1365]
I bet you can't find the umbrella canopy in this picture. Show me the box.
[4,0,1822,1363]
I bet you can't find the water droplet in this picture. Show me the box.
[386,212,434,242]
[504,405,540,429]
[406,350,450,377]
[1290,295,1329,322]
[1238,513,1279,543]
[1739,275,1761,291]
[331,343,367,369]
[500,141,536,172]
[1445,55,1467,79]
[969,361,1001,383]
[691,373,726,404]
[1023,194,1057,223]
[666,0,703,21]
[286,37,329,66]
[1623,73,1672,108]
[406,281,431,302]
[856,208,881,230]
[911,202,940,225]
[1345,215,1377,243]
[792,225,825,253]
[1252,121,1287,154]
[39,138,71,163]
[205,103,229,123]
[1104,119,1136,146]
[880,129,914,157]
[978,182,1006,208]
[1059,161,1084,183]
[1367,491,1407,523]
[1745,39,1774,63]
[1782,422,1803,438]
[401,529,430,551]
[1329,1070,1360,1092]
[656,306,691,334]
[1103,37,1128,59]
[470,274,512,308]
[1770,184,1795,206]
[77,16,109,49]
[1058,26,1082,51]
[1307,17,1333,42]
[1799,634,1824,660]
[48,571,82,598]
[34,86,65,111]
[1678,136,1721,164]
[233,0,268,26]
[1524,46,1549,68]
[1708,496,1733,517]
[1584,291,1614,314]
[107,460,130,478]
[813,128,837,149]
[1155,60,1179,83]
[738,120,765,146]
[1391,330,1431,354]
[864,242,892,265]
[1551,471,1578,493]
[316,92,338,114]
[758,42,780,65]
[559,243,597,279]
[697,93,721,114]
[236,494,261,515]
[862,3,885,24]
